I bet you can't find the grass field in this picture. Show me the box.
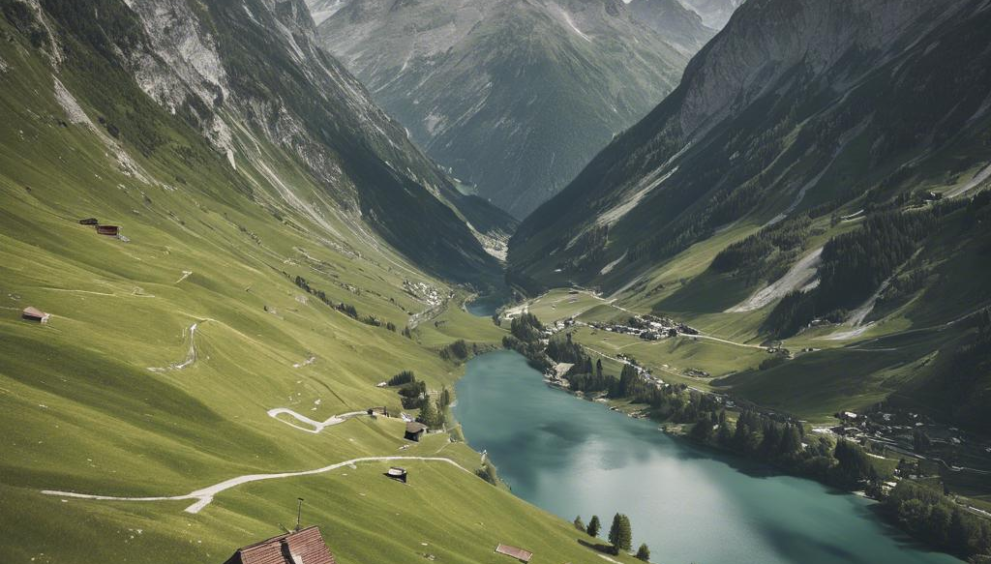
[0,27,645,564]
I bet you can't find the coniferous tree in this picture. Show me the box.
[608,513,633,554]
[574,516,585,532]
[438,386,452,410]
[587,515,601,538]
[419,394,438,427]
[635,543,651,561]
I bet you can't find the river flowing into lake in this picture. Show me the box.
[453,347,960,564]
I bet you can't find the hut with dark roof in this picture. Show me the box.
[21,307,50,324]
[222,526,336,564]
[96,225,120,237]
[404,421,427,442]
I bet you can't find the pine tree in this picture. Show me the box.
[635,543,650,561]
[438,386,452,410]
[419,394,437,427]
[779,424,803,455]
[587,515,601,538]
[608,513,633,554]
[574,516,585,532]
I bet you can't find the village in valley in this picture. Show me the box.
[499,288,991,525]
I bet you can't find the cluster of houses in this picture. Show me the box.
[830,409,988,464]
[538,316,577,340]
[403,279,446,307]
[833,409,936,440]
[589,314,699,341]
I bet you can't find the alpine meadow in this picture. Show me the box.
[1,1,990,564]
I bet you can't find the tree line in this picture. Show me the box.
[711,215,813,286]
[765,205,946,336]
[883,481,991,560]
[502,312,554,372]
[690,408,877,490]
[292,274,398,331]
[573,512,648,559]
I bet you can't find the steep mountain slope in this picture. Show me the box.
[313,0,714,217]
[42,0,511,286]
[677,0,744,29]
[0,1,626,563]
[507,0,991,434]
[510,0,991,293]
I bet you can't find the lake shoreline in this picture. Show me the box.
[453,348,964,564]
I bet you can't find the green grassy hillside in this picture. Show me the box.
[0,4,641,563]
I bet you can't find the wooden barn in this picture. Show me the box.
[222,526,336,564]
[404,421,427,442]
[495,544,533,563]
[78,218,98,225]
[21,307,50,323]
[96,225,120,236]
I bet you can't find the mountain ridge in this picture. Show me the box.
[312,0,716,217]
[509,0,991,292]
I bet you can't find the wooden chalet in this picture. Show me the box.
[21,306,50,323]
[96,225,120,236]
[495,544,533,563]
[222,526,335,564]
[404,421,427,442]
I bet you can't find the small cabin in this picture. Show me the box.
[404,421,427,442]
[96,225,120,237]
[222,526,336,564]
[386,467,408,483]
[21,307,50,324]
[495,544,533,563]
[78,218,98,225]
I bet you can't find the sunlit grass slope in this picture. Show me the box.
[0,17,637,564]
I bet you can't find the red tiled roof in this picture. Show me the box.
[223,526,336,564]
[495,544,533,562]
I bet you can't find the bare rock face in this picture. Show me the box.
[677,0,744,29]
[312,0,716,218]
[677,0,955,139]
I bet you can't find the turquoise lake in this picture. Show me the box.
[453,349,961,564]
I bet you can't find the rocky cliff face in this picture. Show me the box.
[24,0,511,284]
[676,0,743,29]
[312,0,714,218]
[509,0,991,292]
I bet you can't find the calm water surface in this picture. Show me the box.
[454,350,960,564]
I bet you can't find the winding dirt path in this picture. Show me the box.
[266,408,367,434]
[148,321,204,372]
[41,456,470,514]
